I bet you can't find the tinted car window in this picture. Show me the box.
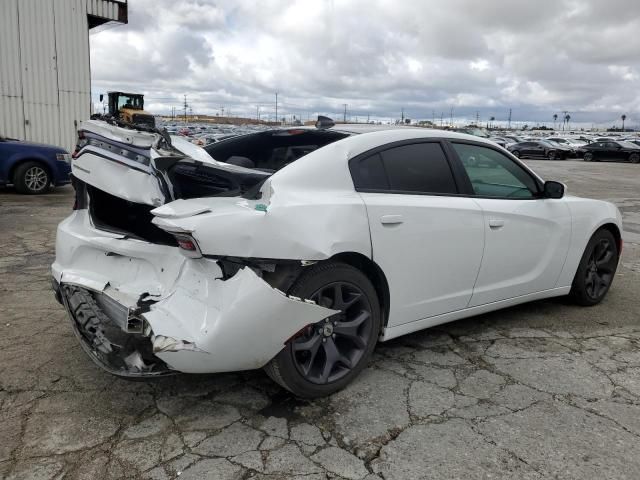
[381,143,457,193]
[351,142,457,194]
[452,143,538,199]
[351,153,389,190]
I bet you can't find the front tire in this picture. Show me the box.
[14,161,51,194]
[584,152,593,162]
[629,153,640,164]
[512,150,521,158]
[264,261,381,398]
[547,150,557,160]
[570,229,619,306]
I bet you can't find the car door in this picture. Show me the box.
[530,142,546,157]
[350,141,485,327]
[449,141,572,307]
[607,142,625,161]
[517,142,532,156]
[590,142,606,161]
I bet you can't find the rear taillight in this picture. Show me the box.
[72,130,88,159]
[172,233,202,258]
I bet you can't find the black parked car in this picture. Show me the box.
[580,141,640,163]
[507,140,573,160]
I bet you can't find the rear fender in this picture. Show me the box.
[151,188,372,260]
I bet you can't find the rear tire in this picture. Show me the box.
[584,152,593,162]
[13,161,50,194]
[629,153,640,164]
[264,261,381,398]
[569,229,619,306]
[547,150,557,160]
[512,150,521,158]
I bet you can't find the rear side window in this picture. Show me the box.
[351,142,458,194]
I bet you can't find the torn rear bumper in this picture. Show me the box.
[52,210,336,376]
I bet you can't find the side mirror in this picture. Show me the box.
[543,180,564,199]
[99,94,104,102]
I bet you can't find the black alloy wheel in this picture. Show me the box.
[584,152,593,162]
[512,150,521,158]
[547,150,557,160]
[570,229,619,306]
[629,153,640,164]
[264,261,381,398]
[292,281,372,385]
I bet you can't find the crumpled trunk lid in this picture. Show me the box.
[72,120,270,243]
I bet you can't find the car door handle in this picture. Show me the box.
[380,214,404,225]
[488,218,505,229]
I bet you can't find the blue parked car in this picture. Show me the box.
[0,136,72,194]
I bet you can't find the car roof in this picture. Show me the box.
[269,128,500,193]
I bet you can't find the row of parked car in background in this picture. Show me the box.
[2,122,639,195]
[485,132,640,163]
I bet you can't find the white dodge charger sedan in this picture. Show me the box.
[52,118,622,397]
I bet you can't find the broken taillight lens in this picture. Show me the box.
[72,130,88,159]
[172,233,202,258]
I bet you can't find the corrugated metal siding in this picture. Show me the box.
[86,0,125,21]
[0,0,25,140]
[20,0,61,146]
[0,0,124,151]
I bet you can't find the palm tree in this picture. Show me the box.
[621,114,627,131]
[553,114,558,129]
[564,114,571,130]
[489,116,495,129]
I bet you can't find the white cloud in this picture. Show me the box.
[89,0,640,125]
[470,59,490,72]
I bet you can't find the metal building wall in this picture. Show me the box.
[0,0,124,151]
[0,0,26,141]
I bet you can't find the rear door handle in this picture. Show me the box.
[488,217,505,229]
[380,214,404,225]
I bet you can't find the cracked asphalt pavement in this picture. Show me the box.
[1,159,639,479]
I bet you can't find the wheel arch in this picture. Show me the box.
[597,222,622,255]
[329,252,391,331]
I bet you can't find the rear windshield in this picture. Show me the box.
[204,129,349,172]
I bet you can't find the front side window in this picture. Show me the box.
[351,142,457,194]
[452,143,538,199]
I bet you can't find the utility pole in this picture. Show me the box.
[432,111,435,125]
[183,95,188,123]
[440,112,443,127]
[275,92,278,125]
[367,113,370,123]
[508,108,512,129]
[343,104,348,122]
[450,107,454,127]
[256,105,260,122]
[401,107,404,124]
[475,111,480,126]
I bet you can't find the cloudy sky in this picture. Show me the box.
[90,0,640,127]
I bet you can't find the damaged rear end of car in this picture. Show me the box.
[52,120,367,378]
